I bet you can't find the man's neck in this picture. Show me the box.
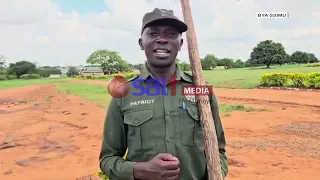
[146,62,176,83]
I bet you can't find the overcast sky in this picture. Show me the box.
[1,0,319,67]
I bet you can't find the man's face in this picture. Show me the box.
[139,22,183,68]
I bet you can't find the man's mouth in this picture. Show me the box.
[153,48,170,58]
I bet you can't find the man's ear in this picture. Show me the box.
[138,38,144,50]
[178,38,183,51]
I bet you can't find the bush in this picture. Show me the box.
[305,72,320,88]
[99,75,109,79]
[111,73,125,78]
[0,70,7,81]
[111,72,139,79]
[28,74,41,79]
[0,70,6,75]
[306,63,320,67]
[86,75,95,79]
[289,73,306,86]
[259,72,320,88]
[125,73,134,79]
[20,74,41,79]
[259,72,291,86]
[7,75,17,80]
[0,75,6,81]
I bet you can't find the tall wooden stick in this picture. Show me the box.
[179,0,223,179]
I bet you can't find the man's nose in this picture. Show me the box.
[155,35,169,44]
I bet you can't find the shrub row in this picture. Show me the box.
[0,70,21,80]
[111,72,139,79]
[259,72,320,88]
[74,73,140,80]
[20,74,41,79]
[306,63,320,67]
[75,75,109,79]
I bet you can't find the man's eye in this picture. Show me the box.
[168,32,178,36]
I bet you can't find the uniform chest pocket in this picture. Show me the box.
[179,105,204,147]
[124,109,155,151]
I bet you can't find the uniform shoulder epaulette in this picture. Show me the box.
[184,71,193,77]
[127,74,140,82]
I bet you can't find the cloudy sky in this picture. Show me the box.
[1,0,319,66]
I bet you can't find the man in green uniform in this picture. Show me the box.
[99,8,228,180]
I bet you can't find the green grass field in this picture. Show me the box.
[1,64,319,90]
[0,78,70,89]
[56,83,112,107]
[201,64,320,89]
[56,83,264,115]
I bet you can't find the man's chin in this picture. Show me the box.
[149,58,174,68]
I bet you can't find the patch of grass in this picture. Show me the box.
[0,78,70,89]
[219,104,266,113]
[199,64,320,89]
[16,98,36,104]
[56,83,112,107]
[44,96,54,102]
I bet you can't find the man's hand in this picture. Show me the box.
[133,153,180,180]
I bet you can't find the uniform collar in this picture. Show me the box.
[139,62,193,83]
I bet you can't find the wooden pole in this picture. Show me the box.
[179,0,223,180]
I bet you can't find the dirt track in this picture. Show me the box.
[1,81,320,180]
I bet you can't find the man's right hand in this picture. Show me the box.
[133,153,180,180]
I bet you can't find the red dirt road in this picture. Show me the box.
[0,81,319,180]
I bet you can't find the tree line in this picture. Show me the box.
[83,40,319,72]
[0,59,64,80]
[0,39,319,80]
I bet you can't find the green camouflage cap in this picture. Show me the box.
[141,8,188,34]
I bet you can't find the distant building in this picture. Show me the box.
[80,66,104,77]
[49,74,61,78]
[58,67,69,76]
[214,66,227,70]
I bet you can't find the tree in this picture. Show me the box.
[175,58,181,64]
[115,59,130,72]
[308,53,319,63]
[66,66,79,77]
[275,54,286,66]
[179,62,191,71]
[132,63,144,71]
[250,40,287,68]
[0,55,6,69]
[233,59,245,68]
[290,51,310,65]
[86,49,125,75]
[284,53,291,64]
[201,54,217,70]
[38,67,62,77]
[217,58,234,69]
[7,61,37,78]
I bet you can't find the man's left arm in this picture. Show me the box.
[209,91,228,178]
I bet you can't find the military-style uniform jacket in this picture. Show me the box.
[99,63,228,180]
